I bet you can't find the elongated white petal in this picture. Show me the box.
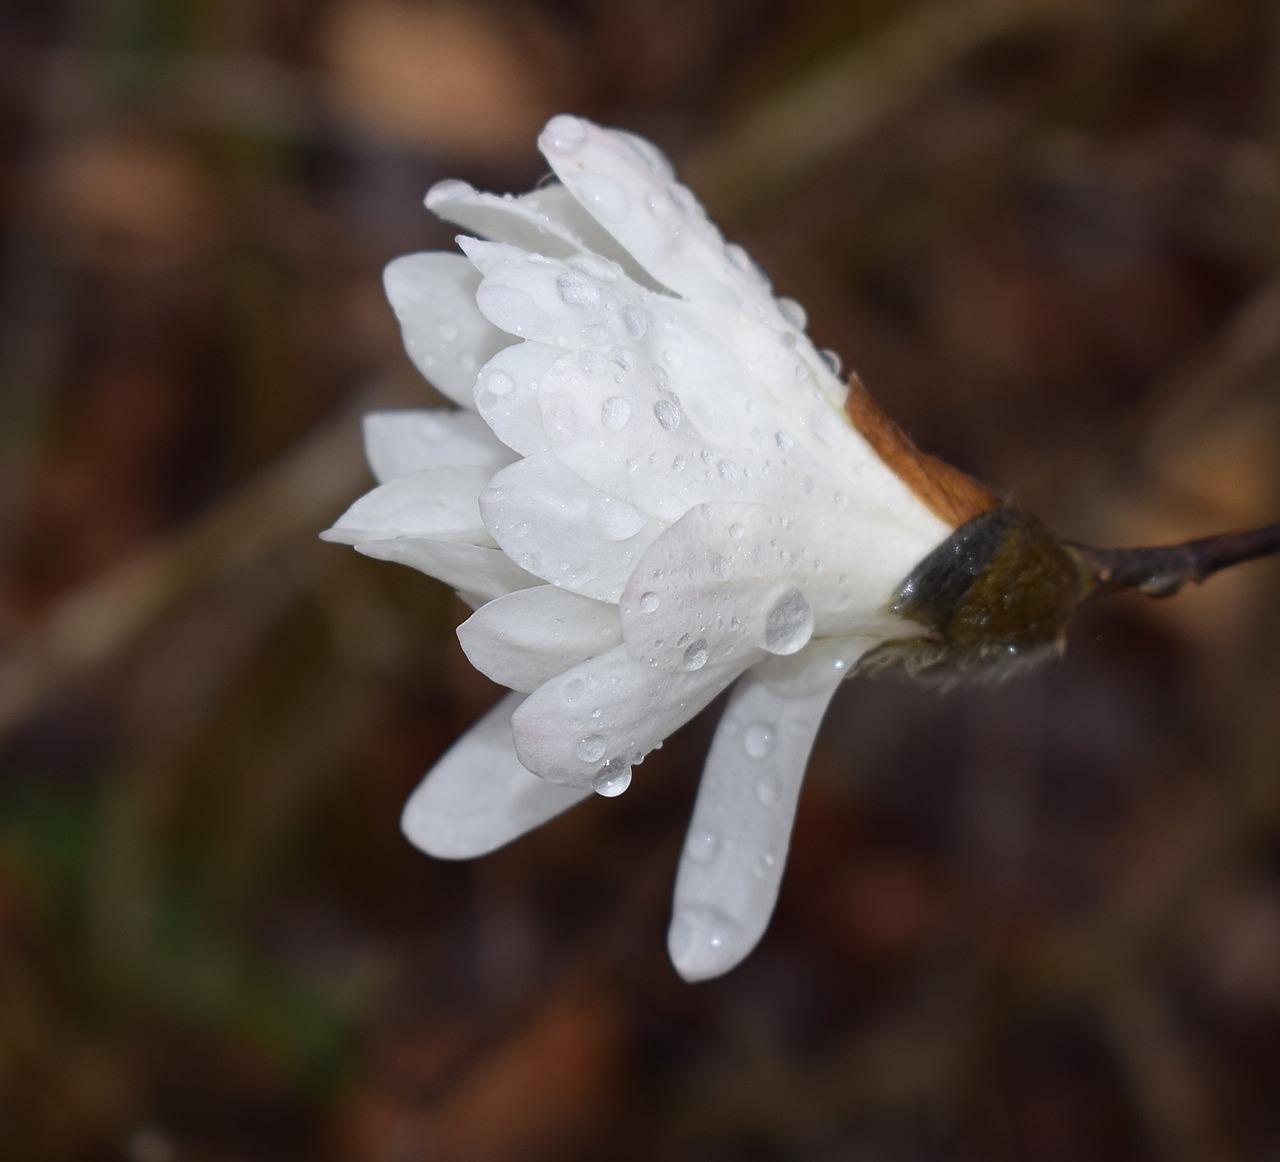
[538,114,774,308]
[457,586,623,693]
[321,466,492,544]
[479,454,664,602]
[668,639,871,981]
[402,691,591,858]
[511,644,759,788]
[426,180,656,289]
[362,410,514,484]
[356,537,537,604]
[384,253,511,407]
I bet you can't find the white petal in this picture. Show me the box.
[457,585,623,693]
[362,410,514,484]
[384,253,512,407]
[356,537,537,604]
[426,180,658,289]
[402,691,591,858]
[461,238,635,350]
[479,454,664,602]
[537,114,774,308]
[618,502,925,674]
[471,340,559,456]
[510,644,757,787]
[668,639,867,981]
[321,466,492,544]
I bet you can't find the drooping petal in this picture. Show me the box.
[479,453,664,602]
[355,537,537,605]
[510,644,759,788]
[383,253,512,407]
[402,691,591,859]
[362,410,515,484]
[667,639,871,981]
[321,466,492,544]
[457,585,623,693]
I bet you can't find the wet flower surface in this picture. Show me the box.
[324,114,962,980]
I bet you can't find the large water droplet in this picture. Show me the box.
[601,396,632,430]
[717,459,740,483]
[575,734,607,763]
[724,242,752,272]
[592,758,631,797]
[743,722,775,759]
[592,495,646,541]
[775,430,794,452]
[681,639,709,671]
[556,271,601,309]
[728,522,745,540]
[653,399,682,430]
[543,114,587,154]
[777,296,808,329]
[638,591,660,613]
[480,368,514,398]
[711,555,732,580]
[623,305,650,338]
[763,588,814,655]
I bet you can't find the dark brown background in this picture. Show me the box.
[1,0,1278,1158]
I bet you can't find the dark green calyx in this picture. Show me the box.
[864,506,1089,678]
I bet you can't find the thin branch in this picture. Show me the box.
[1073,523,1280,598]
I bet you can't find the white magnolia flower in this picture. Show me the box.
[323,114,1036,981]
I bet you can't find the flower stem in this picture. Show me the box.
[1072,523,1280,598]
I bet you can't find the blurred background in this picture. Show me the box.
[1,0,1278,1158]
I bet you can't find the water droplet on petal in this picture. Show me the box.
[756,777,779,806]
[821,347,843,375]
[681,639,709,671]
[592,758,631,797]
[777,296,808,329]
[775,431,794,452]
[577,173,629,223]
[601,396,632,430]
[480,369,513,399]
[556,271,601,309]
[711,555,731,580]
[653,399,682,430]
[763,588,814,655]
[623,305,650,338]
[543,115,587,153]
[744,722,775,759]
[725,242,752,272]
[639,591,660,613]
[728,523,745,540]
[575,734,607,763]
[717,459,740,483]
[436,320,458,342]
[592,495,646,540]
